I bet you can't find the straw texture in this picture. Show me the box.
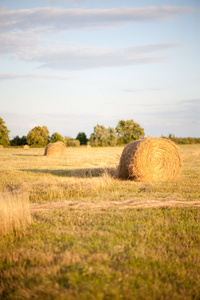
[55,141,66,148]
[117,137,182,182]
[44,142,65,156]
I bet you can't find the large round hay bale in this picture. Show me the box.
[44,143,65,156]
[0,145,3,149]
[24,145,30,149]
[116,137,182,182]
[44,143,52,155]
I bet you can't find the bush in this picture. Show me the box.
[10,135,27,146]
[65,137,80,147]
[162,134,200,144]
[0,117,10,146]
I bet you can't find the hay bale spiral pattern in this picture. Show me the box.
[44,142,66,156]
[117,137,182,182]
[55,141,66,148]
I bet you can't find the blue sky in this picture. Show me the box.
[0,0,199,139]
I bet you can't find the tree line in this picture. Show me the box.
[162,134,200,145]
[0,117,199,147]
[0,117,145,147]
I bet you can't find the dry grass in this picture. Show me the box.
[0,145,199,299]
[0,145,199,204]
[117,137,182,182]
[0,192,32,235]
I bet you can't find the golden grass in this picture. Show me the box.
[0,145,199,204]
[0,145,199,299]
[0,192,32,235]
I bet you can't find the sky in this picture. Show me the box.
[0,0,199,139]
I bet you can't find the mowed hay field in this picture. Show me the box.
[0,145,200,299]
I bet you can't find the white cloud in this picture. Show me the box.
[0,31,181,70]
[178,99,200,108]
[0,6,195,33]
[124,87,163,92]
[38,42,181,70]
[141,99,200,121]
[0,5,191,70]
[0,31,46,59]
[0,73,71,81]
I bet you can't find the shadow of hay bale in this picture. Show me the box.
[20,167,116,178]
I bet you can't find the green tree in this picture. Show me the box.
[107,127,117,146]
[76,132,88,145]
[27,126,49,147]
[89,133,96,146]
[90,125,117,146]
[0,117,10,146]
[10,135,27,146]
[90,125,108,146]
[116,119,145,144]
[50,132,65,143]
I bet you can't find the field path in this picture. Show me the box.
[31,198,200,212]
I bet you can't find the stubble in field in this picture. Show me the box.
[0,145,200,299]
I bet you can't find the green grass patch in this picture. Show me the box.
[0,208,199,299]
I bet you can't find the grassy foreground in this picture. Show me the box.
[0,145,200,299]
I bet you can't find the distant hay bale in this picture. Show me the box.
[116,137,182,182]
[0,145,3,149]
[44,143,65,156]
[87,142,91,148]
[23,145,30,149]
[55,141,66,148]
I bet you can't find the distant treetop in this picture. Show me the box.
[0,117,10,146]
[27,126,49,147]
